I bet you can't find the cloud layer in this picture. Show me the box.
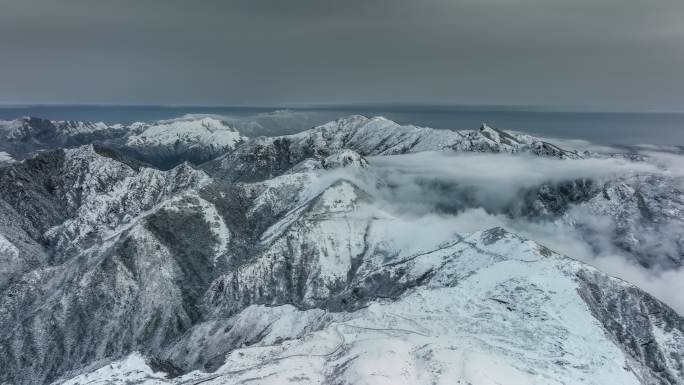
[368,151,660,213]
[327,150,684,313]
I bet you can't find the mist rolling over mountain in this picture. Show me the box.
[2,0,684,384]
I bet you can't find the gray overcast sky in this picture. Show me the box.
[1,0,683,110]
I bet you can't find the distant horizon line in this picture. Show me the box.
[0,102,682,115]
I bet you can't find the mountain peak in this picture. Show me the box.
[125,116,246,169]
[322,149,369,169]
[313,179,371,213]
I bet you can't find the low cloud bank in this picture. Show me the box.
[339,150,684,313]
[368,151,660,214]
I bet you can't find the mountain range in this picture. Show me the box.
[0,115,683,385]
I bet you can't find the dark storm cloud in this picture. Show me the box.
[0,0,683,109]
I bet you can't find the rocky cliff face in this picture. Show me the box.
[0,115,682,385]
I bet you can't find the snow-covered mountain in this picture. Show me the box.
[0,151,14,166]
[125,117,246,168]
[557,173,684,269]
[58,228,684,385]
[203,115,581,182]
[0,116,245,168]
[0,117,128,156]
[0,115,683,385]
[2,114,582,168]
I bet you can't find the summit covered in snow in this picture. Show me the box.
[126,116,246,167]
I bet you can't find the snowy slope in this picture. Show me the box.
[58,229,684,385]
[126,117,243,149]
[0,117,128,158]
[43,145,212,260]
[59,353,168,385]
[0,116,246,168]
[0,151,14,165]
[126,117,246,167]
[0,117,111,140]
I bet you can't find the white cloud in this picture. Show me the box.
[337,150,684,314]
[368,151,661,214]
